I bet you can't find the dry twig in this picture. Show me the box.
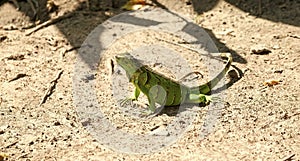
[25,12,74,36]
[39,70,63,106]
[281,153,295,161]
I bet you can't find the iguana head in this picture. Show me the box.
[115,53,143,79]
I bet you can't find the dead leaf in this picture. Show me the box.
[263,80,280,86]
[121,0,146,10]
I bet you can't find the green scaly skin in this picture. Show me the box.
[115,52,232,114]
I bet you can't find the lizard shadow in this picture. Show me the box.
[211,64,243,93]
[164,105,194,116]
[155,102,222,117]
[203,29,247,64]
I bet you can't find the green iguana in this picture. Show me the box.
[115,52,232,114]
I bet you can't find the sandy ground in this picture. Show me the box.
[0,0,299,160]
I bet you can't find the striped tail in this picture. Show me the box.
[190,52,232,94]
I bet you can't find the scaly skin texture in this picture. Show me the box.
[115,52,232,113]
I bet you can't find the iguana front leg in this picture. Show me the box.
[120,86,157,116]
[120,86,160,116]
[120,87,140,106]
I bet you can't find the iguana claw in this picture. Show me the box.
[119,97,136,106]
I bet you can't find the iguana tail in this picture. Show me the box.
[190,52,232,94]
